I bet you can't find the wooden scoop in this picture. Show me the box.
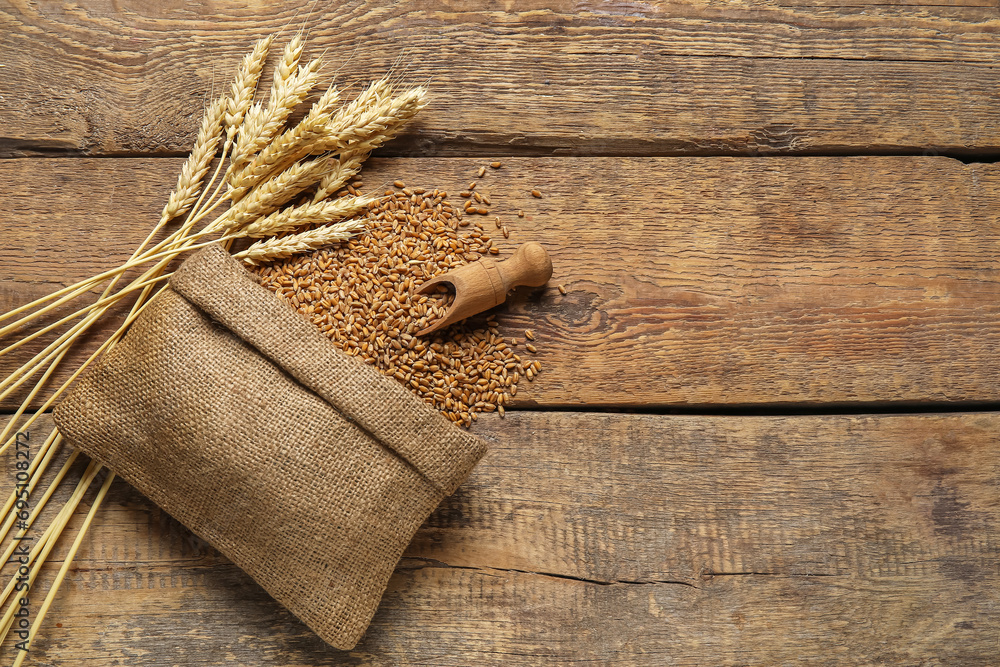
[414,242,553,336]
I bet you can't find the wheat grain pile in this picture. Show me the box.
[256,180,542,427]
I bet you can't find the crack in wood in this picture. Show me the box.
[400,557,699,588]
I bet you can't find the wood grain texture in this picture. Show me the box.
[2,1,1000,156]
[1,411,997,665]
[3,156,1000,409]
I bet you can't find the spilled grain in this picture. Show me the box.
[256,181,540,427]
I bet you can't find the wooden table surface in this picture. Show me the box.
[2,2,1000,665]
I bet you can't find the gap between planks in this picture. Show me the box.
[6,148,1000,162]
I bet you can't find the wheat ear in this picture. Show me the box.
[312,150,369,202]
[230,60,323,179]
[231,33,304,169]
[232,85,343,192]
[319,86,428,154]
[323,77,392,132]
[236,219,368,264]
[237,194,375,238]
[256,34,321,152]
[231,101,265,170]
[268,33,306,108]
[303,80,393,202]
[160,95,227,223]
[225,35,274,137]
[221,156,332,230]
[250,86,425,182]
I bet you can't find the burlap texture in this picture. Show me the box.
[53,245,487,650]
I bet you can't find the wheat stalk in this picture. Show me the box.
[0,461,102,636]
[10,471,115,667]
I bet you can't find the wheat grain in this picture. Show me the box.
[255,187,540,428]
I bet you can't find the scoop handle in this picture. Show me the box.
[497,242,553,292]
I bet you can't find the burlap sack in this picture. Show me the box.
[53,245,487,650]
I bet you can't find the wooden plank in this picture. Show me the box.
[2,2,1000,156]
[4,156,1000,408]
[1,411,997,664]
